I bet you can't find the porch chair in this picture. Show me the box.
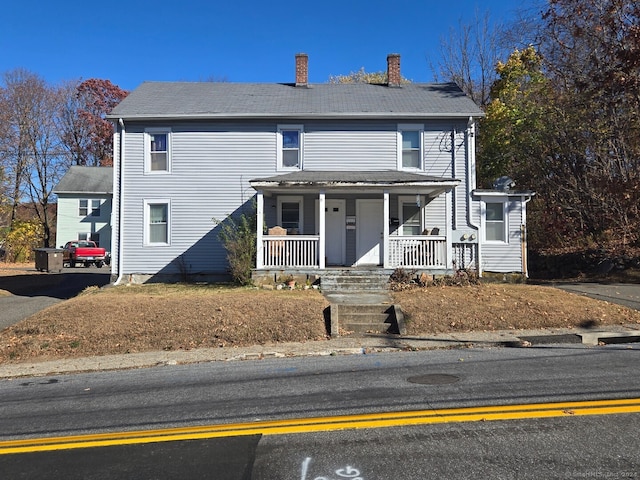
[267,226,287,266]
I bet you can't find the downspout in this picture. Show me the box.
[113,118,125,285]
[451,126,457,230]
[466,116,482,276]
[521,194,533,278]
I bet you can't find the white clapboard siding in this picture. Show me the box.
[303,122,397,170]
[481,200,525,273]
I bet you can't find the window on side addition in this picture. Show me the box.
[485,202,506,242]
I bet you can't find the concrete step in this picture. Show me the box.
[344,321,393,334]
[321,272,390,293]
[337,304,392,315]
[333,303,400,334]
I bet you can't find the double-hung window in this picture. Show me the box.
[398,124,423,170]
[485,201,507,242]
[145,128,171,173]
[399,196,423,235]
[145,200,170,245]
[278,125,303,170]
[78,232,100,246]
[79,199,101,217]
[277,196,303,234]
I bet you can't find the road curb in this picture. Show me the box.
[1,327,639,379]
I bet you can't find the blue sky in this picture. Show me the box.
[1,0,526,91]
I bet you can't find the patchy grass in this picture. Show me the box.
[1,284,330,363]
[394,284,640,334]
[1,264,640,364]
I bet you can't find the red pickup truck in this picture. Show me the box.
[62,241,107,268]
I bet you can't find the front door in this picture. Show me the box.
[356,199,383,265]
[316,199,346,265]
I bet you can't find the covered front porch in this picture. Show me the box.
[250,171,477,272]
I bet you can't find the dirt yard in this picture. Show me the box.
[1,263,640,363]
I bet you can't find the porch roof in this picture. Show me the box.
[250,170,460,196]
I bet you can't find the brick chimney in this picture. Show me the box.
[295,53,308,86]
[387,53,401,87]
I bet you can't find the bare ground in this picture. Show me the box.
[1,263,640,364]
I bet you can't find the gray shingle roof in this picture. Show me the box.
[108,82,483,120]
[54,166,113,194]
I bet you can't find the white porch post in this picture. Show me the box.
[319,190,326,269]
[383,190,390,268]
[445,189,453,269]
[256,190,264,269]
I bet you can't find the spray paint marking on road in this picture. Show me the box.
[1,397,640,455]
[301,457,364,480]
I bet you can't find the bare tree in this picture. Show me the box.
[431,10,510,106]
[0,69,72,247]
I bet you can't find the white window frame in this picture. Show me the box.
[398,195,424,236]
[397,124,424,171]
[482,199,508,244]
[144,128,172,173]
[78,232,100,246]
[277,125,303,171]
[78,199,101,217]
[277,196,304,234]
[144,199,171,246]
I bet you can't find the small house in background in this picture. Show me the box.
[107,54,534,284]
[53,166,113,252]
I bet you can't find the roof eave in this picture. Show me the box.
[107,112,484,121]
[473,189,536,197]
[54,190,113,195]
[251,179,460,189]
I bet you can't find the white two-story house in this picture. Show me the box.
[107,54,533,284]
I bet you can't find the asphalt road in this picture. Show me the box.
[2,345,639,478]
[0,267,110,330]
[554,282,640,311]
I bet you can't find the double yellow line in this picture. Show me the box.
[2,398,640,455]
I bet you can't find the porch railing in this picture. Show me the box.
[388,236,447,268]
[262,235,319,268]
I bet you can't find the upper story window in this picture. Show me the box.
[79,199,101,217]
[145,128,171,173]
[278,125,303,171]
[398,124,423,170]
[485,201,507,242]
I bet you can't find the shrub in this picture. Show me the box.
[216,206,256,286]
[4,220,43,262]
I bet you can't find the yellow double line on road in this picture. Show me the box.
[2,398,640,455]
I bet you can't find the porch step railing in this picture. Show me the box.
[388,236,447,268]
[452,242,478,270]
[262,235,319,268]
